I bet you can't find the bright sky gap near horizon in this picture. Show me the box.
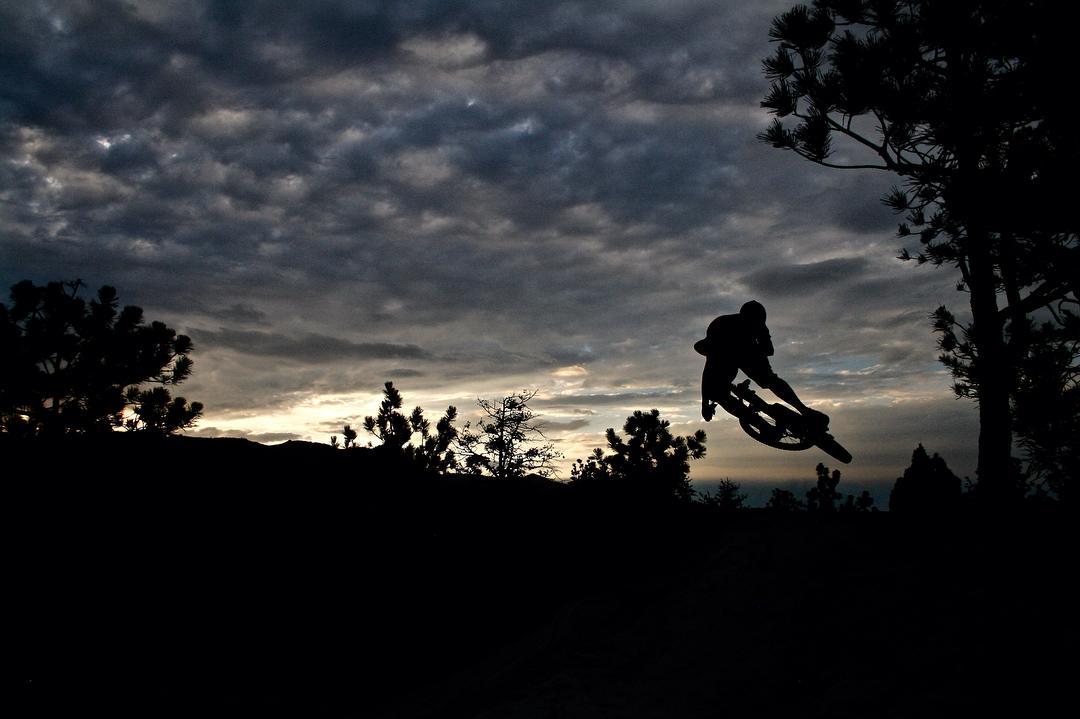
[0,1,979,496]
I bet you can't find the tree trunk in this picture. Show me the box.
[967,228,1015,505]
[946,36,1017,506]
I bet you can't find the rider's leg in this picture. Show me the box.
[764,376,810,413]
[701,357,737,421]
[764,376,829,425]
[743,357,829,425]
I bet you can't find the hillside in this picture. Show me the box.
[9,436,1071,717]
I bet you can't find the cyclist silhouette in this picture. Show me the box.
[696,301,829,426]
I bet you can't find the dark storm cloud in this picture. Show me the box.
[385,368,425,378]
[191,327,430,363]
[742,258,871,299]
[536,389,695,410]
[538,418,591,432]
[1,1,775,128]
[2,0,782,288]
[193,302,270,326]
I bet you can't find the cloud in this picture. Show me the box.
[192,302,270,326]
[742,258,871,299]
[385,368,426,378]
[537,389,696,409]
[401,33,488,68]
[538,418,591,432]
[190,427,303,444]
[190,328,431,363]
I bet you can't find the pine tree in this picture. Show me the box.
[572,409,706,502]
[889,444,962,512]
[361,381,457,472]
[0,279,202,435]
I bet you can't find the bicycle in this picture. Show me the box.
[709,379,852,464]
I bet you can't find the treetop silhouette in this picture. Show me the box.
[766,487,805,512]
[572,409,706,502]
[889,443,962,512]
[360,381,458,472]
[698,479,747,511]
[0,279,202,436]
[455,389,559,479]
[364,381,421,451]
[803,462,875,512]
[806,462,843,512]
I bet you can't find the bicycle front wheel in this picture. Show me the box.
[739,414,813,451]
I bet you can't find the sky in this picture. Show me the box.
[0,0,979,500]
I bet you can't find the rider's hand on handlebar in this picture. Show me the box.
[701,401,714,422]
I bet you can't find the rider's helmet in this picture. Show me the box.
[740,300,766,325]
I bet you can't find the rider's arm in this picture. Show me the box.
[762,330,774,356]
[701,366,715,421]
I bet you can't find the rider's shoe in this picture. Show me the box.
[803,408,830,429]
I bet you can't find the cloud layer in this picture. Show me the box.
[1,1,978,489]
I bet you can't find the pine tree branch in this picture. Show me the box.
[999,279,1073,320]
[789,145,890,170]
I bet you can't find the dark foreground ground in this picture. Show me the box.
[8,436,1073,717]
